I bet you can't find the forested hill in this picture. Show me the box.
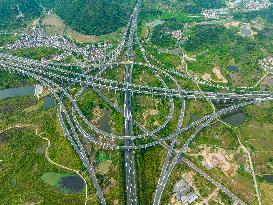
[0,0,42,30]
[0,0,135,36]
[41,0,135,35]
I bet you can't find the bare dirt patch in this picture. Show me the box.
[259,183,273,205]
[43,14,64,28]
[201,66,227,83]
[183,171,196,186]
[201,73,212,81]
[67,27,125,43]
[66,28,100,43]
[42,13,123,43]
[196,188,219,205]
[142,109,159,127]
[213,66,228,83]
[42,14,65,34]
[224,21,240,28]
[153,120,160,126]
[261,76,273,86]
[91,106,103,126]
[97,160,112,174]
[189,145,238,176]
[229,72,241,85]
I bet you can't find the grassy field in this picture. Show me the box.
[136,146,167,205]
[238,102,273,174]
[10,47,62,60]
[41,172,70,187]
[0,95,100,205]
[161,12,204,23]
[0,127,89,205]
[0,34,18,47]
[0,71,36,89]
[259,183,273,205]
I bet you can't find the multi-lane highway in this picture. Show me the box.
[123,1,141,204]
[1,0,272,204]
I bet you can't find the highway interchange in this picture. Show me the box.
[0,0,272,204]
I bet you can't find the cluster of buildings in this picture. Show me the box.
[228,0,272,11]
[201,0,271,18]
[170,30,188,42]
[201,10,220,19]
[201,8,229,19]
[34,84,44,100]
[240,24,252,36]
[243,0,272,11]
[169,24,189,43]
[170,178,199,205]
[259,56,273,72]
[6,27,111,62]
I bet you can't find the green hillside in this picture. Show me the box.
[0,0,42,30]
[0,0,135,35]
[41,0,135,35]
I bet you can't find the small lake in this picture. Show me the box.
[213,101,247,126]
[263,175,273,183]
[258,175,273,183]
[222,112,247,126]
[264,175,273,183]
[41,172,85,194]
[0,86,35,100]
[228,65,239,72]
[58,175,85,193]
[0,86,55,109]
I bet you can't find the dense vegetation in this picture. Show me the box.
[144,0,226,15]
[10,47,62,60]
[183,0,226,13]
[0,0,226,35]
[0,34,18,46]
[182,24,272,85]
[184,24,227,52]
[0,96,96,204]
[0,0,135,35]
[150,24,177,48]
[0,71,36,89]
[0,0,41,30]
[234,5,273,24]
[41,0,135,35]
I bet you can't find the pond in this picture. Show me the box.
[213,101,247,126]
[228,65,239,72]
[264,175,273,183]
[43,96,55,109]
[0,86,35,100]
[58,175,85,193]
[222,112,247,126]
[0,86,55,110]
